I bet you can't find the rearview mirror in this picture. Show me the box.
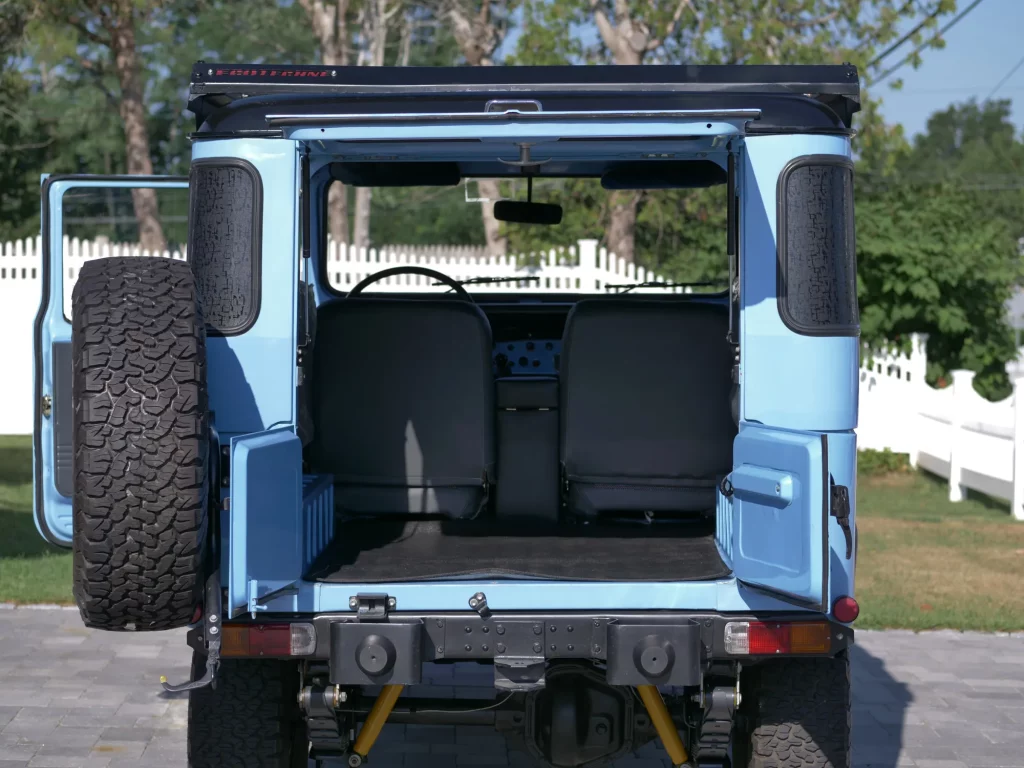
[494,200,563,226]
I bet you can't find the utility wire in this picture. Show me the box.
[866,3,945,70]
[872,0,988,85]
[986,52,1024,100]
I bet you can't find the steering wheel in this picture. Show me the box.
[346,266,473,301]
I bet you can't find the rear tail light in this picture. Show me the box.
[221,623,316,657]
[832,596,860,624]
[723,621,832,655]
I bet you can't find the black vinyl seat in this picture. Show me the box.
[560,299,736,517]
[308,298,495,519]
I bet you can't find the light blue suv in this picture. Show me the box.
[34,61,860,768]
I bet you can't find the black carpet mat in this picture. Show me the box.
[307,519,731,582]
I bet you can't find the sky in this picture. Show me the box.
[873,0,1024,139]
[496,0,1024,141]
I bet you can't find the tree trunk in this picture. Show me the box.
[349,0,395,248]
[589,0,684,263]
[327,183,349,246]
[606,192,637,265]
[353,188,372,249]
[105,3,165,253]
[476,178,506,256]
[301,0,351,244]
[445,1,508,254]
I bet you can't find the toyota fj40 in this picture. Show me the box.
[34,62,861,768]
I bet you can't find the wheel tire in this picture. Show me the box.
[735,653,851,768]
[71,257,208,631]
[187,655,308,768]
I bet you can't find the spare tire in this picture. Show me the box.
[71,257,209,631]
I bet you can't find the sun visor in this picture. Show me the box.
[330,162,461,187]
[601,160,727,190]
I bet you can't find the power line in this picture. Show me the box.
[986,53,1024,100]
[867,4,944,70]
[872,0,988,86]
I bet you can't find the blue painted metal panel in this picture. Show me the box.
[249,578,810,616]
[34,177,189,546]
[729,424,826,606]
[190,139,299,440]
[740,135,858,431]
[826,431,858,611]
[302,475,335,574]
[715,489,734,567]
[228,429,303,617]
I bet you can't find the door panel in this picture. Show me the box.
[33,176,189,546]
[228,429,303,618]
[727,424,828,608]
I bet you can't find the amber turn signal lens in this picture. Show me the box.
[220,624,250,657]
[788,622,832,653]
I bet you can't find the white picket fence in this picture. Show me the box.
[0,236,683,436]
[860,336,1024,520]
[3,236,1024,519]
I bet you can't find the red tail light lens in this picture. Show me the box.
[220,623,316,657]
[832,596,860,624]
[724,621,832,655]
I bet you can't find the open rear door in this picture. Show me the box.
[33,175,189,546]
[724,425,829,609]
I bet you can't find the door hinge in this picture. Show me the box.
[349,593,395,621]
[40,394,52,418]
[829,478,853,560]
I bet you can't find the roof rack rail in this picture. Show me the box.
[188,62,860,133]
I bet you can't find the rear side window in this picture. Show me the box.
[188,159,262,335]
[777,156,857,336]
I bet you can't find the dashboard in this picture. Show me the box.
[493,339,561,376]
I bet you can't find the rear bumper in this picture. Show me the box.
[206,610,853,687]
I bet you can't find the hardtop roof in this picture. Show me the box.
[188,62,861,135]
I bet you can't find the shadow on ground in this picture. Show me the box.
[851,643,912,767]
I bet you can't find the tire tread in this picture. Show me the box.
[71,257,208,631]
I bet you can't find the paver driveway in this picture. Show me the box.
[1,607,1023,767]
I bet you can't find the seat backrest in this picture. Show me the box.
[560,299,735,516]
[309,298,495,518]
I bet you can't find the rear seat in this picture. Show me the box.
[559,299,736,517]
[308,297,495,518]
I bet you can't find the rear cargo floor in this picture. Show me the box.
[307,519,731,582]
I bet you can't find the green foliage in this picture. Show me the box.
[366,184,487,247]
[501,179,728,281]
[857,448,911,476]
[856,181,1018,400]
[0,70,48,240]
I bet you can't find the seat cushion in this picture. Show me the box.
[309,297,495,517]
[560,299,735,514]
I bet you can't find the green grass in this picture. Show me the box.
[1,436,1022,629]
[0,435,73,604]
[856,469,1024,631]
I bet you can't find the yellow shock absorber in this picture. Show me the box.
[352,684,404,762]
[636,685,690,767]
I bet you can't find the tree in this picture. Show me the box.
[32,1,174,252]
[514,0,961,262]
[299,0,355,244]
[857,181,1019,400]
[351,0,404,248]
[441,0,516,255]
